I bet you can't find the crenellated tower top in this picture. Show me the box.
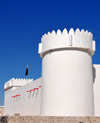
[39,28,95,57]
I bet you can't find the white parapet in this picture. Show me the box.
[4,78,33,91]
[39,28,95,57]
[40,28,95,116]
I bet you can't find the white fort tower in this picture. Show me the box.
[39,28,95,116]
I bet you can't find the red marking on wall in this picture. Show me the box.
[27,90,31,92]
[27,88,39,93]
[39,86,42,88]
[11,94,20,98]
[31,89,35,91]
[34,88,39,90]
[4,86,11,91]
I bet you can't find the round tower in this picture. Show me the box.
[38,28,95,116]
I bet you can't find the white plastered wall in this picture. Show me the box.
[4,78,41,116]
[93,64,100,116]
[40,28,95,116]
[41,50,94,116]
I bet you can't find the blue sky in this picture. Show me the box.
[0,0,100,105]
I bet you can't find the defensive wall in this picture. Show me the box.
[1,116,100,123]
[4,78,41,116]
[4,65,100,116]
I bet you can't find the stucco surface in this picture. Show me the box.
[93,65,100,116]
[40,28,95,116]
[41,49,94,116]
[39,28,95,57]
[4,78,41,116]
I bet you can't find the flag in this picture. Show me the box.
[25,64,28,76]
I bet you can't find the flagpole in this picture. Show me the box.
[27,64,28,84]
[26,75,28,84]
[25,64,28,84]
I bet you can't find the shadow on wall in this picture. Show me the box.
[93,65,96,84]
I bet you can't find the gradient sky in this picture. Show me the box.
[0,0,100,105]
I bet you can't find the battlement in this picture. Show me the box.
[39,28,95,57]
[4,78,33,91]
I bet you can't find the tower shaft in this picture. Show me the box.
[39,28,95,116]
